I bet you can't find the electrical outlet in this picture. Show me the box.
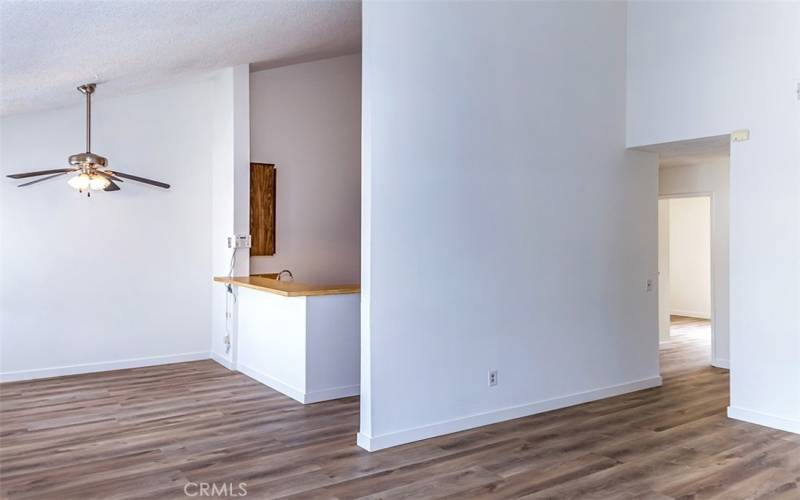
[646,279,654,292]
[223,334,230,346]
[488,370,498,387]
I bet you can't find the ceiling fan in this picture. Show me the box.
[6,83,170,196]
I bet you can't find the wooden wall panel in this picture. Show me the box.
[250,163,276,256]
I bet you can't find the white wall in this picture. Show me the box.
[657,199,670,342]
[0,77,219,380]
[359,1,660,451]
[660,159,730,367]
[628,1,800,433]
[249,54,361,284]
[667,197,711,319]
[210,66,251,368]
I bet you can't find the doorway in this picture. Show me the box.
[638,134,731,374]
[658,195,714,373]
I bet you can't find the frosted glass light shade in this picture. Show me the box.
[89,175,110,190]
[68,173,91,190]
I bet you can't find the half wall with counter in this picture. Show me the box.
[214,276,360,404]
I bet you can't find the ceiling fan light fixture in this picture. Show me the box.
[89,174,110,191]
[7,83,170,193]
[68,173,91,190]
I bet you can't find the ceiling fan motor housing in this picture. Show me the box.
[68,152,107,168]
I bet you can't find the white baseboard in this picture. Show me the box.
[728,406,800,435]
[237,362,358,404]
[357,375,663,452]
[0,352,210,383]
[357,432,372,451]
[211,351,236,371]
[305,384,360,404]
[712,357,729,369]
[670,309,711,320]
[237,362,306,403]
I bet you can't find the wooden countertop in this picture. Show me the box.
[214,276,360,297]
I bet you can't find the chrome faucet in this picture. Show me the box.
[276,269,294,281]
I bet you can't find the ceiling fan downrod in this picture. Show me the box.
[77,83,95,153]
[68,84,106,170]
[78,83,97,153]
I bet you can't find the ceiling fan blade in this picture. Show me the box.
[16,172,70,187]
[95,170,124,182]
[104,179,121,191]
[7,168,76,179]
[109,171,170,189]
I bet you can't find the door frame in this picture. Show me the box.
[658,192,717,367]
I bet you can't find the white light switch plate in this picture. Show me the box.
[227,235,252,249]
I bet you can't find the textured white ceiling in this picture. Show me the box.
[0,0,361,115]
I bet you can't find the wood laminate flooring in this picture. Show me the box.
[1,324,798,499]
[661,315,713,378]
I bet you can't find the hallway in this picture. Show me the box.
[661,315,712,378]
